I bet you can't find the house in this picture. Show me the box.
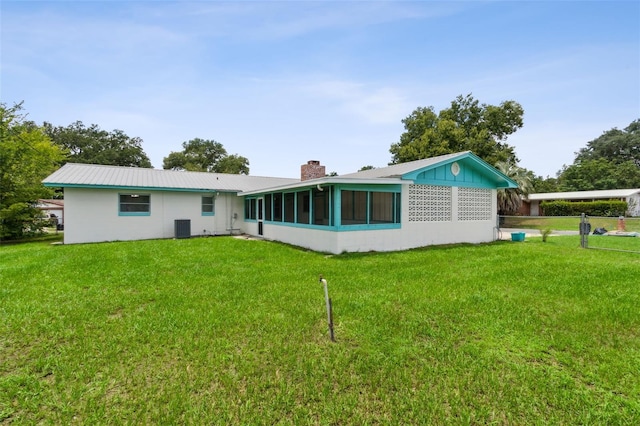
[42,164,297,245]
[522,189,640,217]
[37,199,64,226]
[42,151,517,253]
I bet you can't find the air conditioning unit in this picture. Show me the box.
[174,219,191,239]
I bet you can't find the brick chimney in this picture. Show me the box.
[301,160,325,181]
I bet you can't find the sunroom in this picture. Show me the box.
[239,151,517,254]
[244,184,402,231]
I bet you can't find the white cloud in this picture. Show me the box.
[298,78,412,125]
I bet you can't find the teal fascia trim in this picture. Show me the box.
[334,183,402,192]
[401,152,517,189]
[43,182,234,193]
[336,223,401,231]
[265,221,334,230]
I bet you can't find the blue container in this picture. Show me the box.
[511,232,525,242]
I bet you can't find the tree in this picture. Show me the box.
[215,154,250,175]
[574,119,640,166]
[531,175,559,193]
[390,94,523,166]
[162,138,249,174]
[1,103,65,240]
[44,121,152,168]
[495,161,533,215]
[557,159,640,191]
[554,119,640,191]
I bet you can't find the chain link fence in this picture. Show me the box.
[498,215,640,253]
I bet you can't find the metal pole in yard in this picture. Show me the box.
[319,274,335,342]
[580,213,589,249]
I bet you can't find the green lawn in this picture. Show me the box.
[1,236,639,424]
[501,215,640,232]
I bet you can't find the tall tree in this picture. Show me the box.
[390,94,523,166]
[555,119,640,191]
[574,119,640,166]
[531,175,559,193]
[495,161,533,215]
[44,121,152,168]
[163,138,249,174]
[557,159,640,191]
[1,103,65,240]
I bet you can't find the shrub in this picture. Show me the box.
[541,200,628,217]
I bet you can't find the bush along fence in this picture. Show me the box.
[540,200,628,217]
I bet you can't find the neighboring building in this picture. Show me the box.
[43,151,517,253]
[522,189,640,217]
[37,199,64,226]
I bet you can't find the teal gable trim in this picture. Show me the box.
[401,152,517,189]
[410,163,495,189]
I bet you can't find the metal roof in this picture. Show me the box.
[528,189,640,201]
[242,151,517,195]
[38,199,65,207]
[44,151,516,196]
[339,151,470,178]
[43,163,299,193]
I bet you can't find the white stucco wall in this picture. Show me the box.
[63,188,243,244]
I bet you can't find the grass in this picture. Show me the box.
[0,232,63,246]
[502,215,640,232]
[1,236,639,424]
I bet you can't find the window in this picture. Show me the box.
[341,190,367,225]
[341,190,400,226]
[202,196,214,216]
[273,193,282,221]
[284,193,295,223]
[119,194,150,215]
[312,187,331,226]
[245,198,256,220]
[370,192,394,223]
[297,191,310,224]
[262,189,331,226]
[264,194,272,221]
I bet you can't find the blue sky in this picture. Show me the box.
[2,1,638,179]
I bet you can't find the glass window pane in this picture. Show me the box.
[341,190,367,225]
[284,193,295,223]
[202,196,214,214]
[296,191,310,224]
[120,194,150,213]
[312,187,330,226]
[370,192,394,223]
[245,199,256,220]
[265,194,272,221]
[273,193,282,221]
